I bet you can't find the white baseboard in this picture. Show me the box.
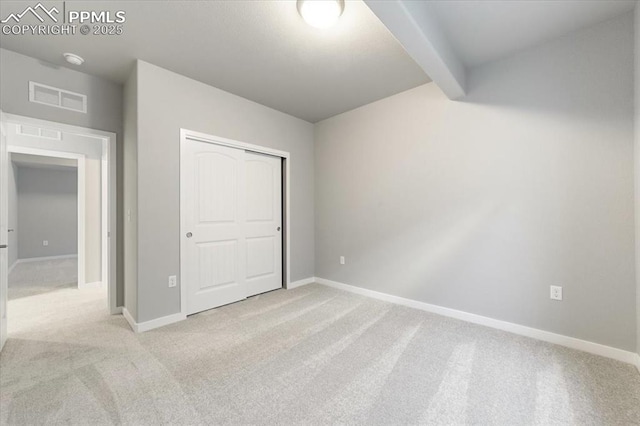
[287,277,315,289]
[16,254,77,264]
[315,277,639,367]
[122,308,136,331]
[78,281,103,290]
[122,308,186,333]
[635,354,640,374]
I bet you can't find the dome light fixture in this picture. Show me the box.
[297,0,344,29]
[63,53,84,66]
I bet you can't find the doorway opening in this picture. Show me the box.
[8,152,82,299]
[0,113,117,349]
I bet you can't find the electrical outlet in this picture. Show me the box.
[43,240,48,246]
[550,285,562,301]
[340,256,345,265]
[168,275,177,288]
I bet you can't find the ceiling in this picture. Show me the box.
[0,0,430,123]
[428,0,636,67]
[0,1,634,121]
[11,153,77,171]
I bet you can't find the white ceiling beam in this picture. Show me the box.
[364,0,466,99]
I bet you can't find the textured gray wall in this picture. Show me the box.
[315,14,636,351]
[132,60,314,323]
[7,161,17,268]
[123,63,138,320]
[0,48,124,305]
[17,167,77,259]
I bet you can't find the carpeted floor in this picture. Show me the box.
[8,257,78,300]
[1,282,639,425]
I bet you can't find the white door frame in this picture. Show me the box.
[180,129,291,317]
[8,146,87,287]
[1,113,118,315]
[1,112,8,351]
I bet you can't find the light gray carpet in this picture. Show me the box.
[1,283,639,425]
[8,258,78,300]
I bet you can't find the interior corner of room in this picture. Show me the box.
[0,0,639,423]
[0,0,637,371]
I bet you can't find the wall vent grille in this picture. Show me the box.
[28,81,87,113]
[17,124,62,140]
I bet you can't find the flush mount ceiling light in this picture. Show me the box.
[63,53,84,66]
[297,0,344,29]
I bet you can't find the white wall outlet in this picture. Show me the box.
[43,240,48,246]
[550,285,563,301]
[168,275,177,288]
[340,256,345,265]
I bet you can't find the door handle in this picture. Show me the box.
[277,227,281,231]
[7,229,13,233]
[186,232,193,238]
[0,245,7,249]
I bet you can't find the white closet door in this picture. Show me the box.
[183,140,247,315]
[245,152,282,296]
[182,140,283,316]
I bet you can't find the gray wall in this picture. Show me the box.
[123,63,138,319]
[635,3,640,357]
[315,14,636,351]
[130,60,315,323]
[0,48,124,305]
[83,158,102,283]
[7,160,17,268]
[17,167,77,259]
